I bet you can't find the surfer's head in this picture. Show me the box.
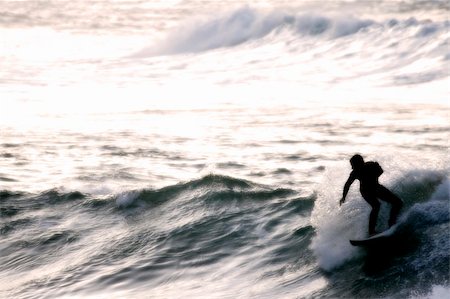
[350,154,364,170]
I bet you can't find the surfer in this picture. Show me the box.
[340,154,403,236]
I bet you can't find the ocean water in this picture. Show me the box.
[0,1,449,298]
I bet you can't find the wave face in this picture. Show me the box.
[2,170,449,299]
[0,175,316,298]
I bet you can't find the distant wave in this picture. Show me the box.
[115,174,296,209]
[135,6,450,56]
[0,174,300,213]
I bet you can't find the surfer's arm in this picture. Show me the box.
[340,173,355,206]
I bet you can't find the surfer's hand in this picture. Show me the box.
[339,197,345,206]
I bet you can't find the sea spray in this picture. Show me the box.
[310,162,367,271]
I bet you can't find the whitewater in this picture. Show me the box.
[0,1,449,298]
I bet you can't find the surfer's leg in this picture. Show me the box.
[377,185,403,227]
[363,195,380,235]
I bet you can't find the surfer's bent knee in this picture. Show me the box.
[365,198,380,210]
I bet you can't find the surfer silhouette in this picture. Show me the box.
[340,154,403,236]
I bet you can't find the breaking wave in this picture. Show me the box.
[136,6,450,56]
[311,168,449,272]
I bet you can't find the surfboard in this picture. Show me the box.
[349,226,397,247]
[350,234,390,246]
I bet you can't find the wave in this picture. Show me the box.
[2,170,447,298]
[0,190,24,200]
[135,6,450,56]
[1,189,86,208]
[0,174,315,298]
[311,168,449,271]
[115,174,296,208]
[0,174,301,216]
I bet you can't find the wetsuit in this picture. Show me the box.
[348,162,403,235]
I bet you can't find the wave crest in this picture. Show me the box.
[135,7,448,56]
[137,7,375,56]
[115,174,295,208]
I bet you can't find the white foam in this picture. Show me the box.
[137,7,287,56]
[426,286,450,299]
[310,162,368,271]
[116,191,140,208]
[410,285,450,299]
